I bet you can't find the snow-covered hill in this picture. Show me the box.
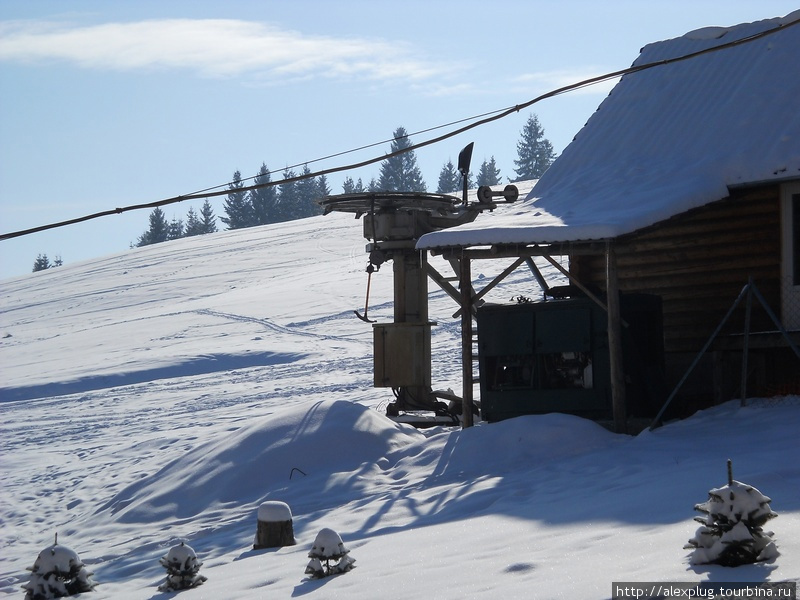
[1,212,798,599]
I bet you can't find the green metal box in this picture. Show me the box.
[477,294,663,422]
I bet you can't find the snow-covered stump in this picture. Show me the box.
[22,537,97,599]
[254,501,296,549]
[157,542,207,592]
[685,460,779,567]
[305,528,355,579]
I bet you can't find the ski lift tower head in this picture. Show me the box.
[319,143,519,256]
[317,146,518,422]
[319,186,518,253]
[322,191,482,252]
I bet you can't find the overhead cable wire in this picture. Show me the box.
[216,105,512,190]
[2,13,798,243]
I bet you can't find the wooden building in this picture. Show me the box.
[571,183,800,409]
[416,12,800,429]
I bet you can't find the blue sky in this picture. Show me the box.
[1,0,797,279]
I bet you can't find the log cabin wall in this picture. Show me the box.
[569,185,782,355]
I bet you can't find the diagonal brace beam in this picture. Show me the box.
[451,257,526,318]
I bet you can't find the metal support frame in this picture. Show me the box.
[459,252,474,427]
[451,257,525,319]
[649,277,800,430]
[525,257,550,298]
[741,285,753,406]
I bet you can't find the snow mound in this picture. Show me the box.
[392,412,621,482]
[100,400,422,522]
[684,26,729,40]
[464,412,620,465]
[258,501,292,522]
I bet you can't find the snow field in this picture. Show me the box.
[1,212,798,599]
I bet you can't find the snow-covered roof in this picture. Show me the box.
[417,11,800,251]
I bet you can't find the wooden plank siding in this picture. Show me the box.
[570,185,782,354]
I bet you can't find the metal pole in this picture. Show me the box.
[460,252,474,427]
[525,257,550,298]
[740,280,753,406]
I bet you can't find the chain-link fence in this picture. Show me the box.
[660,278,800,414]
[744,394,800,407]
[780,276,800,333]
[741,277,800,398]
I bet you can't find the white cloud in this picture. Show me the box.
[510,68,620,96]
[0,18,450,83]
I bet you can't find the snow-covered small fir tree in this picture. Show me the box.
[304,528,356,578]
[157,542,207,592]
[685,460,778,567]
[22,536,96,599]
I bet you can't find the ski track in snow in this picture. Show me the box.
[193,308,355,342]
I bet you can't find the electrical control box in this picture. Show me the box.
[373,323,432,388]
[477,294,664,422]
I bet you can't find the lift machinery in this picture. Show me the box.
[319,143,518,424]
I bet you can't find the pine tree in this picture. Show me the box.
[158,542,207,592]
[276,167,298,222]
[316,173,332,199]
[377,127,426,192]
[293,165,324,219]
[22,539,96,600]
[32,254,51,272]
[220,170,254,229]
[476,156,502,186]
[198,199,217,234]
[167,216,184,240]
[305,528,356,579]
[250,163,278,225]
[184,207,203,237]
[436,160,461,194]
[342,176,365,194]
[136,207,169,246]
[512,114,557,181]
[52,255,63,267]
[685,460,779,567]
